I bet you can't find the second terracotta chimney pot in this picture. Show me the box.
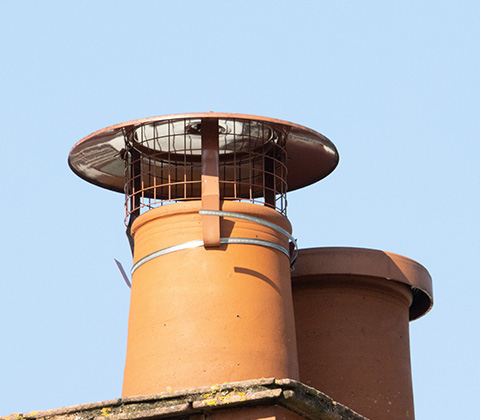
[291,247,433,420]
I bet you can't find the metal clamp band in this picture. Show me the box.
[199,209,298,265]
[131,237,290,275]
[199,209,295,243]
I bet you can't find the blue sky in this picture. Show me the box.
[1,2,479,419]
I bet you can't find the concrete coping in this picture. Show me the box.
[1,378,368,420]
[291,247,433,321]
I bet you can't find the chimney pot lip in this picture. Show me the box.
[291,247,433,320]
[130,200,292,234]
[68,112,338,194]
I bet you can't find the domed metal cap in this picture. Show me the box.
[68,112,339,195]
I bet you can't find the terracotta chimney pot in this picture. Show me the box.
[291,247,433,420]
[122,201,300,396]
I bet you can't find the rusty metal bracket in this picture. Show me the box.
[201,118,221,247]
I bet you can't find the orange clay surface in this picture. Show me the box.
[122,201,299,397]
[291,247,430,420]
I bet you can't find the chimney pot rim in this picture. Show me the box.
[291,247,433,320]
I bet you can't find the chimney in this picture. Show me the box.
[68,112,433,420]
[291,247,433,420]
[68,113,338,397]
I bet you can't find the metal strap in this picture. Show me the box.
[201,118,221,247]
[199,209,296,244]
[131,237,290,275]
[199,209,298,264]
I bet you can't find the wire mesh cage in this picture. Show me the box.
[122,117,288,224]
[69,112,339,229]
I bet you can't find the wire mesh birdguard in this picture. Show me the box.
[121,117,288,225]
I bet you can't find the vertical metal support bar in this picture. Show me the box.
[123,126,141,255]
[201,118,220,247]
[131,147,142,218]
[124,126,142,224]
[264,149,275,208]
